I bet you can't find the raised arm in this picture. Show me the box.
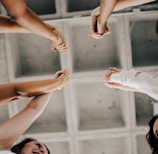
[0,15,30,33]
[98,0,118,34]
[0,69,69,105]
[0,69,69,150]
[0,0,67,52]
[105,67,158,100]
[90,0,156,38]
[0,15,57,34]
[0,93,51,150]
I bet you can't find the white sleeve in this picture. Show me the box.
[109,70,158,101]
[0,151,16,154]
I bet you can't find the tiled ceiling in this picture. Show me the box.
[0,1,158,154]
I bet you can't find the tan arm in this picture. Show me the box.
[0,0,67,52]
[90,0,156,36]
[0,15,30,33]
[0,69,69,105]
[0,69,69,150]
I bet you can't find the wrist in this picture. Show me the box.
[98,16,107,25]
[109,72,121,83]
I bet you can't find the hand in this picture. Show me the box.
[89,7,111,39]
[54,69,70,90]
[104,81,135,91]
[97,16,111,35]
[104,67,120,83]
[104,67,136,91]
[48,26,67,52]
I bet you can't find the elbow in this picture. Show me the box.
[8,7,28,22]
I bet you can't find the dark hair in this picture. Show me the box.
[11,138,50,154]
[146,115,158,154]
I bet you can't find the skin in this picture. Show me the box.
[0,69,70,151]
[90,0,156,39]
[153,119,158,138]
[0,0,67,52]
[0,15,66,52]
[21,141,48,154]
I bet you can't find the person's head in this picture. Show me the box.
[146,115,158,154]
[11,138,50,154]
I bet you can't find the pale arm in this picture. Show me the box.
[0,93,51,150]
[100,0,156,22]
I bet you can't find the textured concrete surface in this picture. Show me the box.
[0,2,158,154]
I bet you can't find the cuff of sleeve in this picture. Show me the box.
[109,70,140,85]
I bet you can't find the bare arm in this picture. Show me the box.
[98,0,118,34]
[0,70,69,150]
[90,0,156,37]
[0,93,51,150]
[0,15,30,33]
[93,0,156,15]
[0,15,57,34]
[0,0,67,52]
[0,69,69,105]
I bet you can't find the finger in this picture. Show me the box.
[56,43,67,49]
[56,44,67,52]
[58,48,68,53]
[57,45,67,50]
[105,73,110,82]
[104,26,111,34]
[57,69,70,78]
[104,31,111,36]
[64,69,70,76]
[61,69,69,76]
[89,32,104,39]
[55,70,65,77]
[51,47,57,52]
[109,67,118,72]
[49,40,57,51]
[89,32,102,37]
[104,82,116,88]
[90,12,98,33]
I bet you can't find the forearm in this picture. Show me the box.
[14,78,61,97]
[1,0,57,41]
[26,93,51,117]
[99,0,119,24]
[98,0,156,23]
[14,8,57,41]
[110,70,158,100]
[113,0,156,11]
[0,93,51,149]
[0,15,30,33]
[0,78,60,105]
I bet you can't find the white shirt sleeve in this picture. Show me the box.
[109,69,158,101]
[0,151,16,154]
